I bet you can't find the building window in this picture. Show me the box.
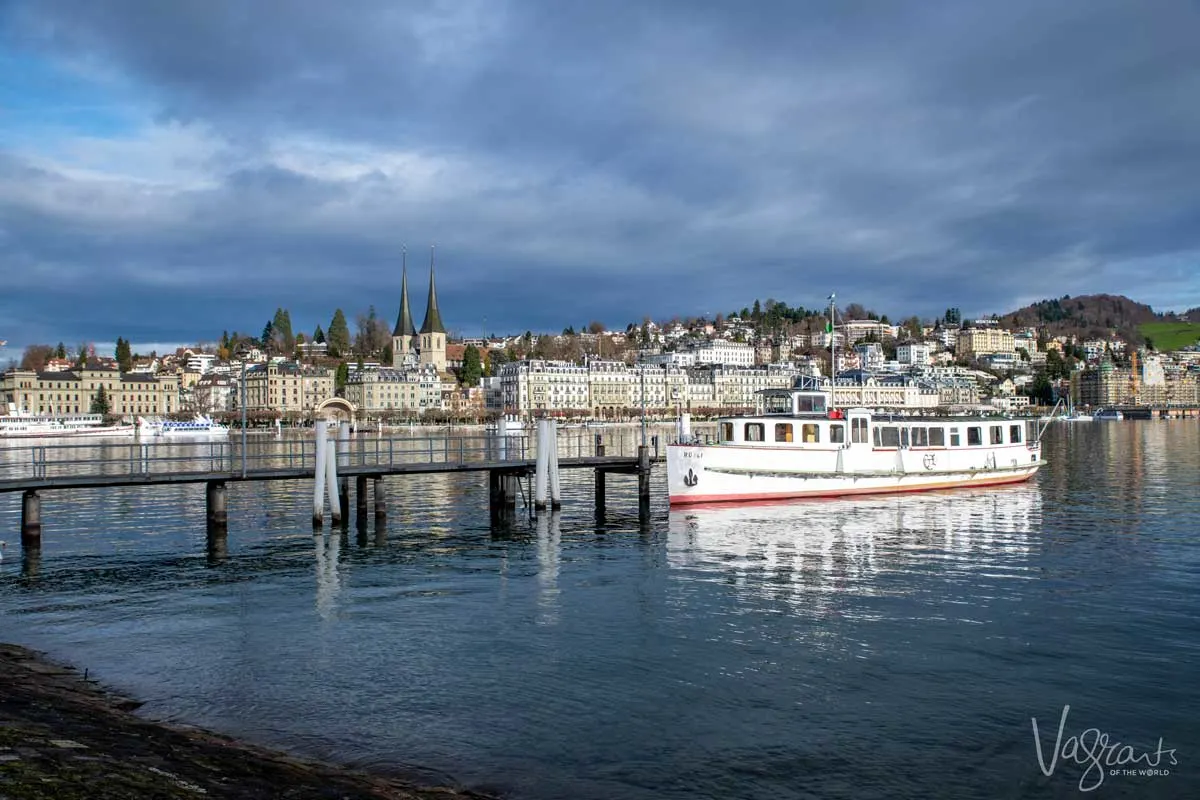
[774,423,793,442]
[967,427,982,446]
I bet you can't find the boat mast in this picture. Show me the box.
[828,293,837,382]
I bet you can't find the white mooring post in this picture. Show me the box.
[337,421,351,521]
[548,419,561,509]
[534,419,549,510]
[325,425,341,525]
[313,420,328,526]
[678,413,691,444]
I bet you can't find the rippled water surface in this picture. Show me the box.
[2,423,1198,798]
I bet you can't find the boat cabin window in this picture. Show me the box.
[801,423,820,443]
[950,427,960,447]
[745,422,765,442]
[900,427,909,447]
[874,426,900,448]
[1009,424,1022,443]
[830,424,845,444]
[910,427,928,447]
[967,427,982,446]
[774,423,793,443]
[794,393,828,414]
[720,422,733,442]
[851,417,868,443]
[762,394,792,414]
[929,428,945,447]
[990,426,1004,445]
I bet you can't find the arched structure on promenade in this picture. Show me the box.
[316,397,356,421]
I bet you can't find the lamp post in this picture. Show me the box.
[639,363,647,448]
[233,340,252,479]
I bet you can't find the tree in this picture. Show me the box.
[354,305,390,356]
[313,325,326,344]
[75,344,88,369]
[89,385,111,415]
[115,337,133,372]
[54,342,67,359]
[327,310,351,358]
[335,361,350,391]
[461,344,483,387]
[587,320,605,335]
[272,308,295,354]
[20,344,53,371]
[261,319,274,353]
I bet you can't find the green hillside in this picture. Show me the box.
[1139,321,1200,352]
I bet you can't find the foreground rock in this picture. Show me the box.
[0,644,494,800]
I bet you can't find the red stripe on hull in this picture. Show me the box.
[668,472,1036,506]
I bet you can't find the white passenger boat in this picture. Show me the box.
[138,415,230,439]
[1092,408,1124,421]
[667,379,1045,505]
[0,411,136,439]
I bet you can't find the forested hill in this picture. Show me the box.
[1000,294,1159,339]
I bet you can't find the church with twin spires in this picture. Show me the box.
[392,247,447,372]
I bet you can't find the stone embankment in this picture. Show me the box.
[0,644,494,800]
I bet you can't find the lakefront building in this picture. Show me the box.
[1,364,180,417]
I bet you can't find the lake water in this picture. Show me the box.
[1,422,1197,798]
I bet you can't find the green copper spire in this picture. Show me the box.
[419,245,446,335]
[393,247,416,337]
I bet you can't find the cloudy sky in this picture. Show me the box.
[2,0,1199,354]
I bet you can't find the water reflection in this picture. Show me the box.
[535,511,562,625]
[314,532,343,620]
[667,486,1042,611]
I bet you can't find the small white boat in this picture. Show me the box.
[138,415,230,439]
[0,411,136,440]
[1093,408,1124,421]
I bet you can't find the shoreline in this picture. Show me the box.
[0,643,495,799]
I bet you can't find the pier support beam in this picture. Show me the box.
[337,422,351,523]
[594,468,606,511]
[205,480,228,528]
[373,477,387,521]
[637,445,651,518]
[21,489,41,548]
[355,475,369,525]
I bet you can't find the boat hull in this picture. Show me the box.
[0,425,137,440]
[667,444,1043,505]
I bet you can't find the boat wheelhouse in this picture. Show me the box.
[667,379,1045,505]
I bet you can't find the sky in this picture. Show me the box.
[2,0,1199,356]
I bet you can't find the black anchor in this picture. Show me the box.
[683,468,699,487]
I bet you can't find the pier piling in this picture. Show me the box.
[20,489,41,548]
[337,422,351,522]
[313,420,328,528]
[205,481,228,529]
[355,475,369,524]
[637,445,651,517]
[373,476,387,521]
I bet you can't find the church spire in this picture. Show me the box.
[393,247,416,337]
[419,245,446,335]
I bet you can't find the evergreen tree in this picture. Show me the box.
[313,325,326,344]
[272,307,295,354]
[328,310,351,358]
[54,342,67,359]
[115,337,133,372]
[89,385,111,415]
[261,319,274,352]
[335,361,350,391]
[461,344,483,387]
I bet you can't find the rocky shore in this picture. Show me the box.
[0,644,494,799]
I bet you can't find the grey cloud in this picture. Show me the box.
[2,0,1200,351]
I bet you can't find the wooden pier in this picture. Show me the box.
[0,429,659,552]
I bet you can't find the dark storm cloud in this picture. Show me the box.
[2,0,1199,351]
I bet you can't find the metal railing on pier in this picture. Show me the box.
[0,430,641,485]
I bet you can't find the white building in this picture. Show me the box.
[688,339,755,367]
[185,352,217,374]
[897,341,935,366]
[854,342,885,370]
